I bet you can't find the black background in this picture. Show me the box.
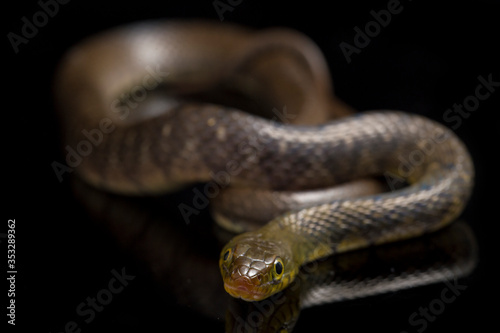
[4,0,500,332]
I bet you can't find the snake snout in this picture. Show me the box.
[230,257,265,286]
[223,256,270,301]
[224,273,267,301]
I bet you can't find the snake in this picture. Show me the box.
[55,20,474,302]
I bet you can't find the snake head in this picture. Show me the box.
[219,232,298,301]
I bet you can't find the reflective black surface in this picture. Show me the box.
[67,178,478,332]
[6,0,499,332]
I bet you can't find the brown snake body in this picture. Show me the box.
[55,20,474,301]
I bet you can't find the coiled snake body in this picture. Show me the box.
[55,21,474,301]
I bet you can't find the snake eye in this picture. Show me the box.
[223,248,232,262]
[272,258,284,280]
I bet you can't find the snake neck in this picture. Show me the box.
[258,214,334,266]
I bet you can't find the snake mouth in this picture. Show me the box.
[223,278,268,301]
